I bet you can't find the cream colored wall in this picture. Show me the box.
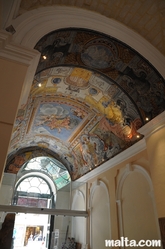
[71,192,86,245]
[0,30,40,185]
[0,0,15,29]
[0,122,13,183]
[88,165,119,241]
[90,180,110,249]
[120,171,159,240]
[146,126,165,218]
[56,191,70,210]
[53,190,70,248]
[0,57,28,184]
[87,150,161,248]
[0,58,27,126]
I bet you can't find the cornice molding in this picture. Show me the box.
[77,138,146,182]
[0,30,40,65]
[139,111,165,138]
[0,30,40,105]
[78,111,165,182]
[0,30,40,106]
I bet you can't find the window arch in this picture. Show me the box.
[17,156,71,190]
[13,175,53,208]
[17,176,51,195]
[12,156,71,209]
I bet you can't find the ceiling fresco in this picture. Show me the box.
[6,28,165,180]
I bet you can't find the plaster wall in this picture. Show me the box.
[53,191,71,248]
[121,171,159,240]
[0,58,28,183]
[71,193,86,245]
[87,150,161,246]
[146,126,165,218]
[90,181,110,249]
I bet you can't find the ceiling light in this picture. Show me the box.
[145,117,149,121]
[42,55,47,60]
[38,83,42,87]
[136,134,140,138]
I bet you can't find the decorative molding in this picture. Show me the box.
[116,164,161,241]
[92,179,100,188]
[116,164,153,200]
[139,111,165,138]
[116,200,124,247]
[0,30,40,105]
[5,25,16,34]
[89,179,111,248]
[0,30,40,65]
[90,180,110,209]
[9,6,165,78]
[77,138,146,182]
[3,0,21,28]
[15,171,57,196]
[126,163,134,172]
[78,111,165,182]
[72,190,85,211]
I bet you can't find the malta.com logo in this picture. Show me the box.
[105,237,161,247]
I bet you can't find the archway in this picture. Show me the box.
[3,155,71,249]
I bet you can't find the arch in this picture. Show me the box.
[116,164,155,201]
[71,190,86,245]
[72,190,85,211]
[89,179,111,249]
[4,7,165,182]
[5,146,72,179]
[116,163,161,240]
[6,8,165,171]
[13,174,55,208]
[15,171,56,198]
[10,6,165,79]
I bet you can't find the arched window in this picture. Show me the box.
[14,176,52,208]
[13,156,71,208]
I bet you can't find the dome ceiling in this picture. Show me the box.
[6,28,165,180]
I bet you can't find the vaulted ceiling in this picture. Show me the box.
[4,1,165,181]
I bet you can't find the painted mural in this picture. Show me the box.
[7,28,165,180]
[32,102,84,140]
[34,28,165,120]
[7,66,143,180]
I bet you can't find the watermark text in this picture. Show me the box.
[105,237,161,247]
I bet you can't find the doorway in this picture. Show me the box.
[13,213,49,249]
